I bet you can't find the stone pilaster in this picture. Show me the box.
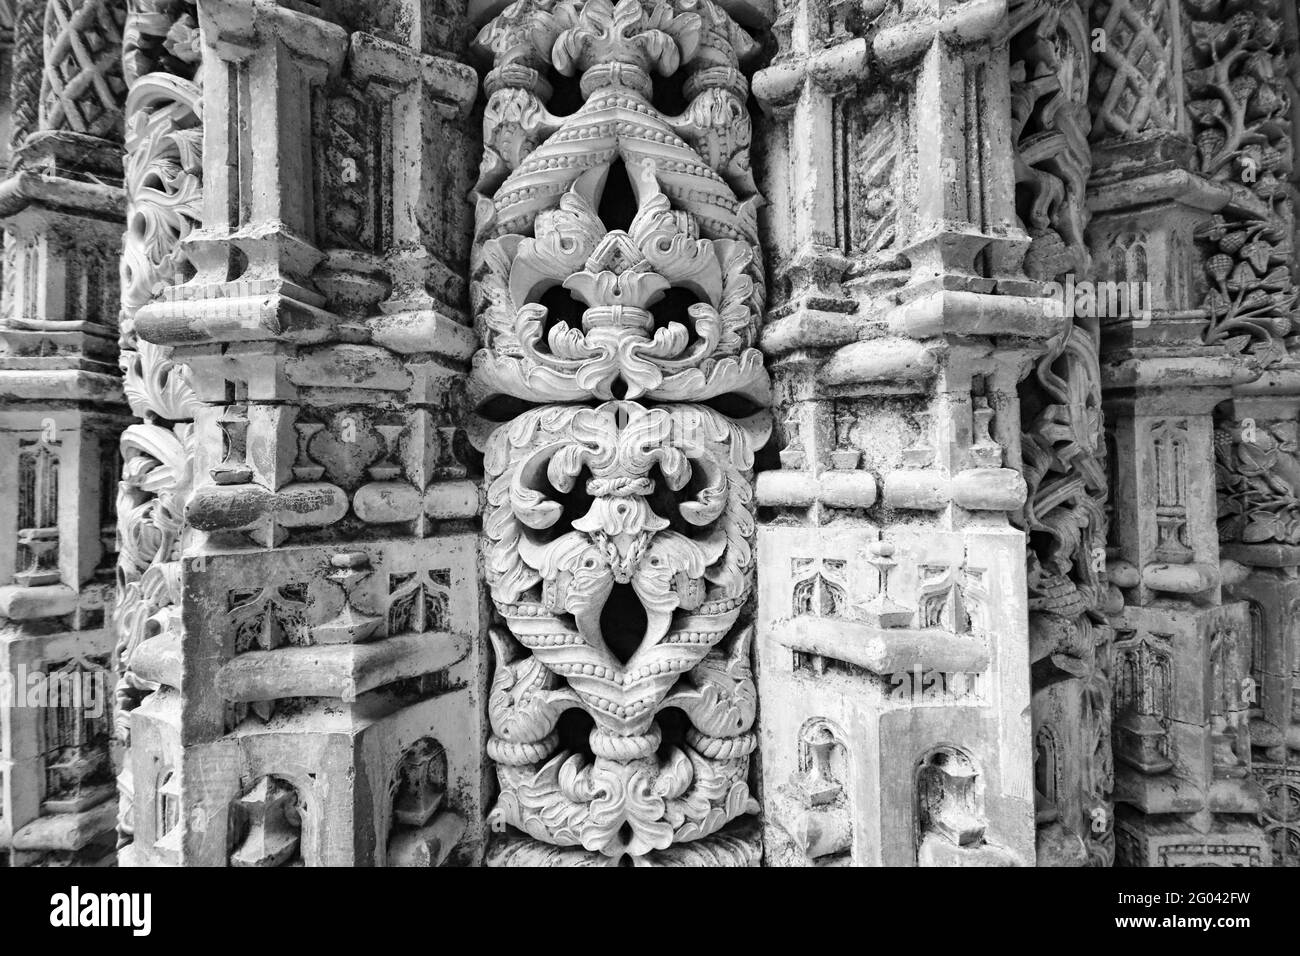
[122,0,488,867]
[1217,370,1300,867]
[1196,0,1300,867]
[0,0,128,866]
[753,0,1045,866]
[1086,0,1273,866]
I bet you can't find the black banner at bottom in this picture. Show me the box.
[0,864,1279,943]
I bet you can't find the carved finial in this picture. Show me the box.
[854,540,912,628]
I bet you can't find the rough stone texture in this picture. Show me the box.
[0,0,127,866]
[0,0,1296,867]
[753,0,1045,867]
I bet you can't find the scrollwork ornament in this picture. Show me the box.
[474,0,768,864]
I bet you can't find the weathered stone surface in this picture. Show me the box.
[0,0,1297,868]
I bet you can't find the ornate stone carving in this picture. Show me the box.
[41,0,128,138]
[1013,0,1115,867]
[473,180,766,405]
[107,0,490,867]
[472,0,768,866]
[111,0,199,855]
[1216,419,1300,545]
[11,0,47,153]
[1,0,130,867]
[1089,0,1180,140]
[3,0,1298,871]
[1183,0,1297,360]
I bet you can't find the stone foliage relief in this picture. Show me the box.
[471,0,768,865]
[0,0,1296,869]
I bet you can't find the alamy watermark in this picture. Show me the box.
[0,656,110,719]
[887,666,982,703]
[50,886,152,936]
[1043,275,1155,328]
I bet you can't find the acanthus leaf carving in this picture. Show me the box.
[112,0,203,855]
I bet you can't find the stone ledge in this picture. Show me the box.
[770,616,989,676]
[216,631,470,703]
[0,369,125,404]
[759,306,864,358]
[11,797,117,853]
[886,290,1061,342]
[819,338,936,392]
[0,170,125,220]
[755,469,877,509]
[129,633,182,691]
[387,812,466,867]
[0,583,79,620]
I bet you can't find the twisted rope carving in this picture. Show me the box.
[10,0,45,154]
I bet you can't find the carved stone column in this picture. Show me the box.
[469,0,770,866]
[1218,371,1300,868]
[753,0,1046,866]
[122,0,488,866]
[1008,0,1116,868]
[1087,0,1271,867]
[1196,0,1300,869]
[0,0,128,866]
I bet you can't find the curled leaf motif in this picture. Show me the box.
[473,0,561,70]
[488,627,577,743]
[113,422,194,707]
[552,0,699,78]
[483,88,560,173]
[121,75,202,326]
[664,626,757,737]
[482,402,767,729]
[122,341,200,422]
[474,178,767,404]
[490,737,749,857]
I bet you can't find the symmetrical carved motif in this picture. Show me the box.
[2,0,1297,872]
[472,0,769,865]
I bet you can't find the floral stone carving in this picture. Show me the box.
[471,0,768,865]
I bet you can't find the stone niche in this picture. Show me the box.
[757,526,1034,867]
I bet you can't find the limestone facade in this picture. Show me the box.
[0,0,1296,867]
